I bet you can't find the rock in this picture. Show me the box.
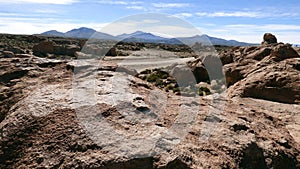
[170,64,196,86]
[262,33,277,45]
[106,47,117,56]
[79,39,87,48]
[0,34,300,169]
[116,66,138,76]
[240,66,300,104]
[7,46,26,54]
[15,54,33,58]
[247,47,272,61]
[225,43,300,104]
[33,41,56,57]
[33,41,80,57]
[2,51,15,58]
[1,56,299,168]
[270,43,299,61]
[63,44,81,57]
[219,51,233,65]
[187,58,210,84]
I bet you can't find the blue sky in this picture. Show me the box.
[0,0,299,43]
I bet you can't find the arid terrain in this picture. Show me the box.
[0,33,299,169]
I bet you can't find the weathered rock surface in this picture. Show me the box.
[223,43,300,104]
[0,34,299,169]
[0,54,299,168]
[33,41,80,57]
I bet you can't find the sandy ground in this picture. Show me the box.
[104,48,195,72]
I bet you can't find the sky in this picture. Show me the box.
[0,0,300,43]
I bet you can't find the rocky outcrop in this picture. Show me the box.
[186,59,209,83]
[0,33,299,168]
[222,40,300,104]
[262,33,277,45]
[33,41,80,57]
[0,56,68,122]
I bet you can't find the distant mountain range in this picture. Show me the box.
[41,27,253,46]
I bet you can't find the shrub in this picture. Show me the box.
[146,74,160,82]
[172,87,180,93]
[198,87,211,96]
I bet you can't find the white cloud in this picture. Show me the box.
[100,19,201,37]
[0,16,108,34]
[196,11,260,18]
[152,3,190,8]
[0,0,78,4]
[173,13,193,18]
[126,6,145,10]
[225,24,300,32]
[195,11,299,18]
[34,9,58,14]
[97,0,141,5]
[97,0,144,10]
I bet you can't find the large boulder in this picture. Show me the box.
[33,41,56,57]
[240,64,300,103]
[33,41,80,57]
[170,64,196,86]
[262,33,277,45]
[187,58,209,83]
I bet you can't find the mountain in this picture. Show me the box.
[117,31,166,40]
[64,27,96,39]
[178,35,251,46]
[41,30,65,37]
[41,27,253,46]
[41,27,116,40]
[116,31,183,44]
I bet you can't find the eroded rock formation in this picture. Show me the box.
[0,33,299,169]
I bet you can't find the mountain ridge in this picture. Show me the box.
[40,27,254,46]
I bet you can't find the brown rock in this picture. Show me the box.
[106,47,117,56]
[33,41,56,57]
[0,34,300,169]
[262,33,277,45]
[270,43,299,61]
[225,43,300,104]
[63,44,81,56]
[33,41,80,57]
[240,66,300,104]
[246,47,272,61]
[187,56,224,84]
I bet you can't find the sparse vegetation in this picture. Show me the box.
[137,67,215,97]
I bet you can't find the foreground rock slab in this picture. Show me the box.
[0,55,299,168]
